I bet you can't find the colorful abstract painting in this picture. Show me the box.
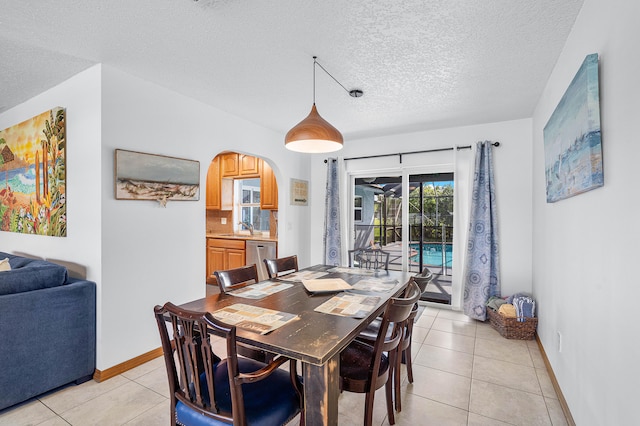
[0,107,66,236]
[115,149,199,204]
[544,53,603,203]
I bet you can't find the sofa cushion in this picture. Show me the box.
[0,252,68,296]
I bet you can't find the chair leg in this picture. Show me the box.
[394,347,403,413]
[364,389,376,426]
[405,341,414,383]
[385,373,396,425]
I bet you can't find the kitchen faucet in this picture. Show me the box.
[238,221,254,235]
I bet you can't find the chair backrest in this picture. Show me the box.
[348,248,390,270]
[368,281,421,374]
[214,264,259,293]
[412,267,433,293]
[154,302,301,426]
[264,255,299,279]
[154,302,237,424]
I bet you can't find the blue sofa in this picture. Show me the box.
[0,252,96,411]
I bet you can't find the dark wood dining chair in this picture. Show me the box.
[264,255,299,279]
[357,268,433,413]
[394,268,432,411]
[348,247,390,271]
[213,264,275,363]
[214,264,259,293]
[339,281,421,426]
[154,302,303,426]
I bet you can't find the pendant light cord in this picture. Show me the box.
[313,56,361,99]
[313,56,317,104]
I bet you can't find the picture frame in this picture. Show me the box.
[290,178,308,206]
[543,53,603,203]
[0,107,67,236]
[115,149,200,203]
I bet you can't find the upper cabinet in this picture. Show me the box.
[220,153,261,178]
[260,161,278,210]
[206,157,221,210]
[207,152,278,211]
[220,153,239,177]
[239,154,260,176]
[206,156,232,211]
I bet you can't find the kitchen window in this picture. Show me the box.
[236,178,270,232]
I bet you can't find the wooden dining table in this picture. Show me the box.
[179,264,412,426]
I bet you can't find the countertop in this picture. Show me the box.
[206,233,278,242]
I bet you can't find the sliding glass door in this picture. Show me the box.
[407,173,453,304]
[351,172,454,304]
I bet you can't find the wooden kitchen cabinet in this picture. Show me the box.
[260,160,278,210]
[206,238,246,283]
[220,153,239,177]
[208,153,277,212]
[206,157,221,210]
[220,153,261,178]
[207,156,233,211]
[239,154,260,176]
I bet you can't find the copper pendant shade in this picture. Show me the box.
[285,56,361,153]
[284,103,343,153]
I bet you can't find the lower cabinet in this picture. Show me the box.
[206,238,246,284]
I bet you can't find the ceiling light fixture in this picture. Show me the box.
[285,56,363,153]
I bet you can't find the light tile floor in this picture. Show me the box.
[0,306,568,426]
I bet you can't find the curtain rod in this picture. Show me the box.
[323,141,500,163]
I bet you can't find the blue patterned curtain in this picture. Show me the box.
[463,141,500,320]
[324,158,341,265]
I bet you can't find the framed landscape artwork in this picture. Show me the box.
[0,107,67,237]
[115,149,200,204]
[544,53,603,203]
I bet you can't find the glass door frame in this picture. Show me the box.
[347,163,454,272]
[347,167,403,268]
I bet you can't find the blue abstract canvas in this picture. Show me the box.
[544,53,603,203]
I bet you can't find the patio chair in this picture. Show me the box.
[348,247,390,271]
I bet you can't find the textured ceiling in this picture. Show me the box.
[1,0,584,140]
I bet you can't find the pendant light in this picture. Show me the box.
[285,56,363,153]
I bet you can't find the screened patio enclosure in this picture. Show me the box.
[352,173,454,304]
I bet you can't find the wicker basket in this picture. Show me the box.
[487,308,537,340]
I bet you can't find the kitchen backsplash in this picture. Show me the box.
[206,210,278,237]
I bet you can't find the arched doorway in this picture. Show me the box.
[204,152,279,294]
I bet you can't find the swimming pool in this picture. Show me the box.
[410,243,453,267]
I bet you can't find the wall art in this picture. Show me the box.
[290,178,308,206]
[0,107,66,236]
[115,149,200,205]
[544,53,603,203]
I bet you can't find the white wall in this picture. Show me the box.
[309,118,533,304]
[0,66,104,351]
[0,66,102,273]
[531,0,639,424]
[99,65,311,369]
[1,64,312,370]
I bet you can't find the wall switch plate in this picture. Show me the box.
[221,218,227,224]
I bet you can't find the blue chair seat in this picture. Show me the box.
[176,357,300,426]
